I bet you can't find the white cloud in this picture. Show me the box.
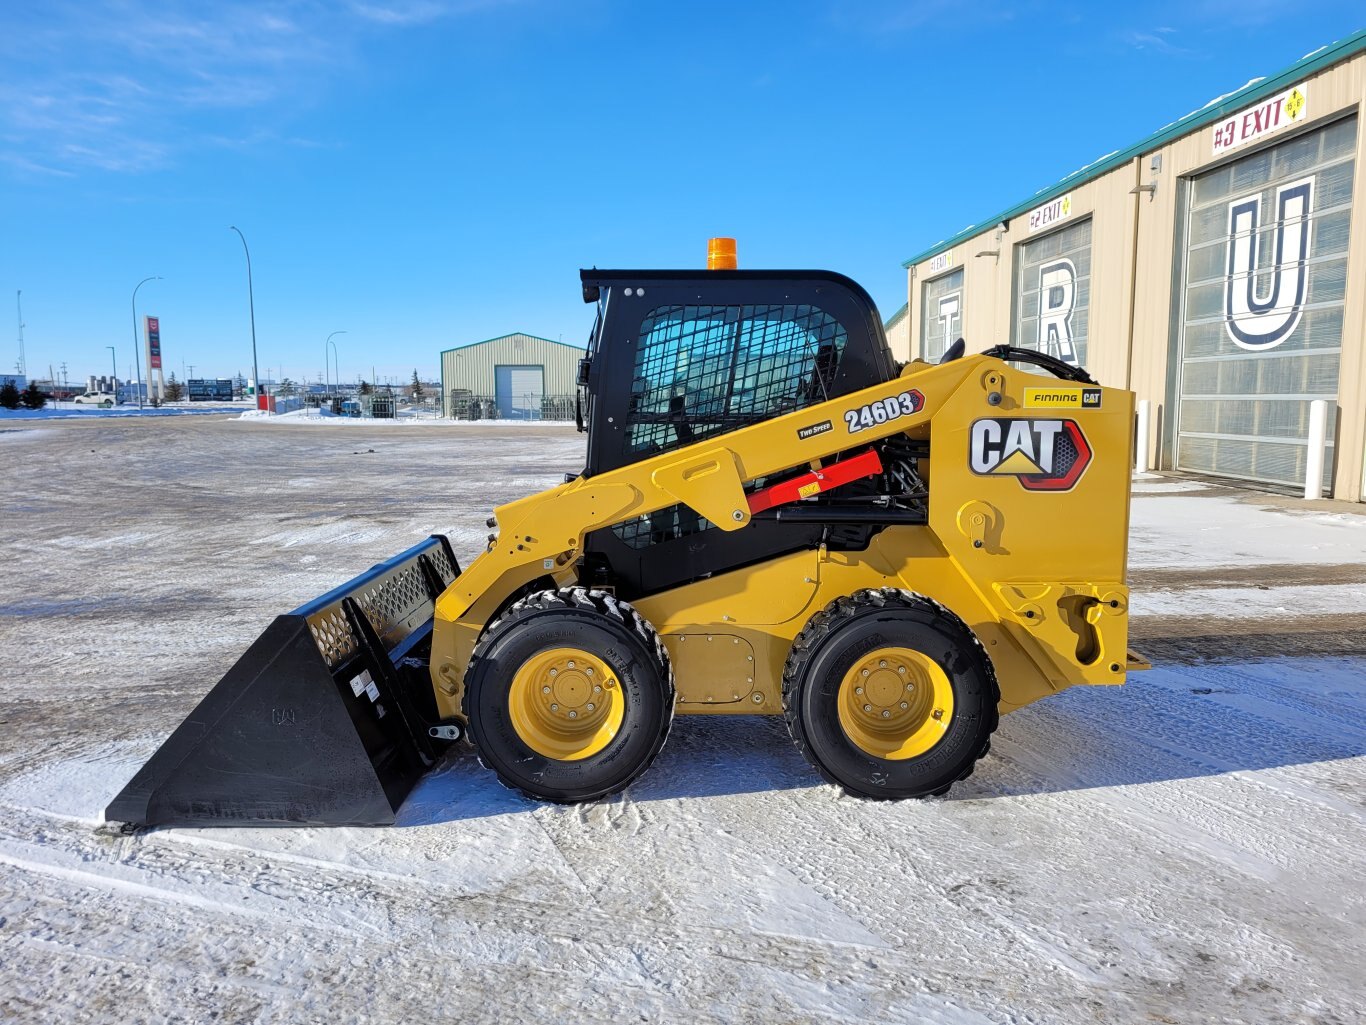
[0,0,517,177]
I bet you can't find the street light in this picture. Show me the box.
[229,226,261,408]
[325,330,346,396]
[131,276,161,409]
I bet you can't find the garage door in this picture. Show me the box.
[1176,116,1356,491]
[920,268,963,362]
[1013,218,1092,368]
[495,365,544,419]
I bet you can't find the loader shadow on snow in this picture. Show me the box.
[963,655,1366,799]
[397,656,1366,822]
[394,715,818,825]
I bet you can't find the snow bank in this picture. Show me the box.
[0,404,242,420]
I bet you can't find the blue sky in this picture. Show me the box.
[1,1,1361,387]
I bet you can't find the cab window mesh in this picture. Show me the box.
[625,304,848,457]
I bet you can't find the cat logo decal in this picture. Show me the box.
[970,418,1092,491]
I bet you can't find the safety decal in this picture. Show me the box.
[1023,386,1102,409]
[969,418,1092,491]
[844,389,925,434]
[797,419,833,441]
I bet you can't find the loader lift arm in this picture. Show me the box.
[429,353,979,699]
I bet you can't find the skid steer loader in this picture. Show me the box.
[107,242,1145,827]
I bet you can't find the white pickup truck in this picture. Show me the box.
[71,392,120,407]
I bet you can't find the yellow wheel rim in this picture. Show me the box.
[837,646,954,760]
[508,647,624,761]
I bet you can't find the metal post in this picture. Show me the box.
[1134,399,1151,474]
[131,276,160,409]
[229,227,261,409]
[1304,399,1328,500]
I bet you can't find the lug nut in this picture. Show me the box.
[879,659,887,668]
[586,703,595,712]
[855,687,864,696]
[568,710,578,718]
[550,668,558,676]
[586,667,594,675]
[898,666,906,674]
[863,704,872,713]
[550,703,559,711]
[861,669,869,677]
[906,683,914,691]
[881,710,891,718]
[594,685,602,693]
[567,660,575,668]
[933,709,944,720]
[542,686,551,694]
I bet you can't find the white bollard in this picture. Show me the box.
[1134,399,1151,474]
[1304,398,1328,500]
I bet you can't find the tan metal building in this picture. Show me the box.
[440,332,582,420]
[883,303,911,358]
[900,30,1366,501]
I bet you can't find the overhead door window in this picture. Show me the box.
[919,269,963,362]
[1177,116,1356,490]
[1013,218,1092,367]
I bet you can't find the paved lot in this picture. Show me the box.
[1,415,1363,1024]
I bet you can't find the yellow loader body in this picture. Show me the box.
[107,259,1144,826]
[431,353,1135,721]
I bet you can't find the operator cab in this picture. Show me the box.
[573,266,903,599]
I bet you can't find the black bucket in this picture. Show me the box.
[106,535,461,828]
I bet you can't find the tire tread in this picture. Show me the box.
[781,587,999,798]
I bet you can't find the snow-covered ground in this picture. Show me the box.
[1,418,1363,1024]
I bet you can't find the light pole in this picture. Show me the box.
[16,291,25,378]
[131,276,160,409]
[325,330,346,396]
[229,226,261,408]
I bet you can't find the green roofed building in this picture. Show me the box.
[439,332,583,421]
[898,29,1366,501]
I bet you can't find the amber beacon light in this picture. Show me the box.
[707,237,738,270]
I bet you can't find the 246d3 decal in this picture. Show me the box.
[844,389,924,433]
[970,418,1092,491]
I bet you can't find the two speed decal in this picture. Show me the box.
[844,389,925,434]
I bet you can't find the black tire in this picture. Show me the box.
[463,587,674,802]
[783,588,998,799]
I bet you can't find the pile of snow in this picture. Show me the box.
[0,404,242,420]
